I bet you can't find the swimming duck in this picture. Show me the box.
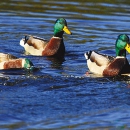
[20,18,72,59]
[0,53,33,70]
[84,34,130,77]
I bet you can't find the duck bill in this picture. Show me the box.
[63,26,72,35]
[125,43,130,53]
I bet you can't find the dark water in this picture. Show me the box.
[0,0,130,129]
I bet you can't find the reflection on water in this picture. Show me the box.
[0,0,130,129]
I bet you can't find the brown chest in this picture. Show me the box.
[3,59,22,69]
[42,38,62,56]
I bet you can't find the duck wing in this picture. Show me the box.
[0,53,17,63]
[85,51,114,66]
[25,35,49,49]
[21,35,49,50]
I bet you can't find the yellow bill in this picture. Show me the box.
[63,26,72,35]
[125,43,130,53]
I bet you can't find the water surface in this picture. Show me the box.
[0,0,130,129]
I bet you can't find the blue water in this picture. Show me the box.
[0,0,130,129]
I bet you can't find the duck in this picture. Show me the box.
[84,34,130,77]
[0,53,33,70]
[20,18,72,59]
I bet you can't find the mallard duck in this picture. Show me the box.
[0,53,33,70]
[84,34,130,77]
[20,18,72,59]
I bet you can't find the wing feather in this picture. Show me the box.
[90,51,114,66]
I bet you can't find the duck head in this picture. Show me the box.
[115,34,130,57]
[54,18,72,38]
[23,58,34,70]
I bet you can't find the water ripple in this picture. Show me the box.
[1,0,130,129]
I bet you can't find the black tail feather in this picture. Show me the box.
[85,51,92,59]
[24,35,29,44]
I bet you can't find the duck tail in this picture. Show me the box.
[19,38,25,47]
[84,51,92,60]
[20,35,29,47]
[24,35,29,44]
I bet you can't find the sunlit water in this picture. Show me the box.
[0,0,130,129]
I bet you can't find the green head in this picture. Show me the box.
[115,34,130,57]
[54,18,72,38]
[24,58,34,70]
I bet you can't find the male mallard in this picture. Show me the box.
[84,34,130,77]
[0,53,33,70]
[20,18,72,59]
